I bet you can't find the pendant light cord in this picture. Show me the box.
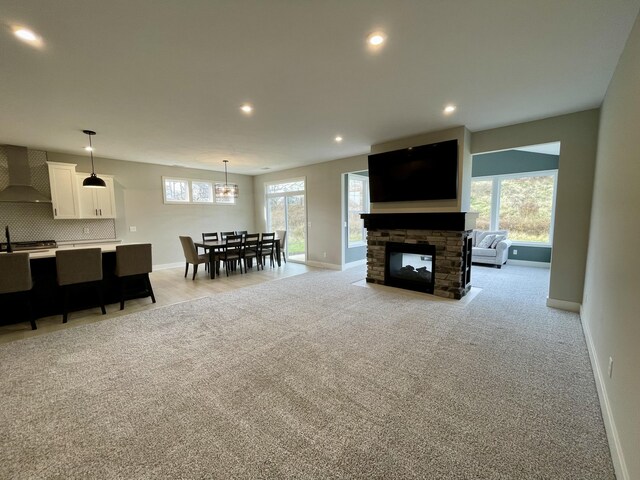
[88,134,96,174]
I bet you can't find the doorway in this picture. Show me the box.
[266,178,307,263]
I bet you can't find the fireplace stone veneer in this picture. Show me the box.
[362,213,473,299]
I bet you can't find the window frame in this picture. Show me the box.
[162,176,227,205]
[470,170,558,247]
[347,173,370,248]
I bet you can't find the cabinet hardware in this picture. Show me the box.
[54,208,57,216]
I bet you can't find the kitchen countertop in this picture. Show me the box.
[0,241,128,259]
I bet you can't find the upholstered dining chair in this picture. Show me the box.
[56,248,106,323]
[179,236,208,280]
[0,252,37,330]
[275,230,287,264]
[114,243,156,310]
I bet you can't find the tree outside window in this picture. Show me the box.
[470,171,557,244]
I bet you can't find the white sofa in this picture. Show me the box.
[471,229,512,268]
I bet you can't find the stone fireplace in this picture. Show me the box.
[362,213,474,299]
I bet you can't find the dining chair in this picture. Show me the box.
[259,233,276,269]
[241,233,260,271]
[222,234,243,276]
[201,232,219,271]
[275,230,287,264]
[235,230,248,238]
[0,252,37,330]
[220,231,235,241]
[114,243,156,310]
[179,236,208,280]
[56,248,106,323]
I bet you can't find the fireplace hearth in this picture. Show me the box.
[362,213,474,299]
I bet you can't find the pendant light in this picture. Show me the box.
[215,159,239,198]
[82,129,106,188]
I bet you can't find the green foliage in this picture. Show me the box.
[471,175,554,243]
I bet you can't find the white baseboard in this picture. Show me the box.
[507,259,551,268]
[306,260,341,270]
[546,297,581,312]
[580,306,629,480]
[153,261,184,271]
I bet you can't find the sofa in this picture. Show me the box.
[471,229,512,268]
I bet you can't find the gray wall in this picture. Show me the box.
[253,155,368,268]
[472,150,559,177]
[47,152,255,266]
[581,13,640,480]
[472,149,559,263]
[471,109,600,304]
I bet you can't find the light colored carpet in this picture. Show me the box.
[0,265,613,479]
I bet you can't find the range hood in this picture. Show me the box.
[0,145,51,203]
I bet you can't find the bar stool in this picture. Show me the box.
[0,252,37,330]
[56,248,106,323]
[114,243,156,310]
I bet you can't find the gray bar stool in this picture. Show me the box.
[114,243,156,310]
[0,252,37,330]
[56,248,106,323]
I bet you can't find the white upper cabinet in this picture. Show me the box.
[47,162,80,219]
[47,161,116,219]
[76,173,116,218]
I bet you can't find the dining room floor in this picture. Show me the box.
[0,261,314,344]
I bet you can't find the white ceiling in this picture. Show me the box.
[1,1,638,175]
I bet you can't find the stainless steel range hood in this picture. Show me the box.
[0,145,51,203]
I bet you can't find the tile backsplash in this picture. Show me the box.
[0,146,116,242]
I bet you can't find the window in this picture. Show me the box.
[347,174,369,246]
[162,177,226,205]
[163,178,190,203]
[469,179,492,231]
[192,181,214,203]
[470,171,557,244]
[265,178,306,262]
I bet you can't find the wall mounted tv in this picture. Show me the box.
[368,139,458,202]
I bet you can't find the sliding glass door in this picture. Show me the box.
[266,179,306,262]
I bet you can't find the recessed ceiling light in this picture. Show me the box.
[240,103,253,114]
[444,105,457,114]
[335,136,343,143]
[14,28,38,42]
[367,32,386,46]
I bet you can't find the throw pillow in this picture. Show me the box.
[491,235,506,248]
[477,234,496,249]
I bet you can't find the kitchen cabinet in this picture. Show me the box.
[76,173,116,218]
[47,162,80,219]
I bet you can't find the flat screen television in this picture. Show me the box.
[368,139,458,202]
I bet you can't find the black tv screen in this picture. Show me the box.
[368,139,458,202]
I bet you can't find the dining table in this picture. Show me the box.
[194,236,281,279]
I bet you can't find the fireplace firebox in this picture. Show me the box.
[385,242,436,294]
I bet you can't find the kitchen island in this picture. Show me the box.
[0,242,149,325]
